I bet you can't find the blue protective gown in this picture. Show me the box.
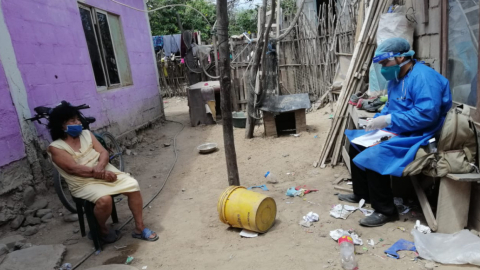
[345,62,452,177]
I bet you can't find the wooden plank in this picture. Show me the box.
[334,185,353,193]
[294,109,307,133]
[341,146,351,174]
[469,183,480,231]
[446,173,480,182]
[411,175,438,232]
[436,176,472,233]
[263,111,277,137]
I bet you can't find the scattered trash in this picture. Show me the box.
[95,250,101,255]
[265,171,278,184]
[59,263,72,270]
[290,134,301,137]
[394,197,411,215]
[125,256,134,264]
[338,233,358,270]
[412,229,480,266]
[367,239,375,246]
[303,212,319,222]
[330,204,356,219]
[314,135,318,138]
[142,267,148,270]
[182,188,186,192]
[414,220,431,234]
[384,239,416,259]
[330,199,374,219]
[346,181,353,185]
[379,238,384,242]
[330,229,363,245]
[295,185,318,195]
[363,247,368,251]
[239,229,258,238]
[299,220,312,228]
[286,201,294,204]
[114,245,127,250]
[329,114,333,119]
[398,227,406,232]
[286,187,299,197]
[247,185,269,191]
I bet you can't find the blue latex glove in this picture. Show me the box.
[247,185,269,191]
[384,239,416,259]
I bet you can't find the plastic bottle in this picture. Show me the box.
[338,234,358,270]
[264,171,277,184]
[428,138,437,153]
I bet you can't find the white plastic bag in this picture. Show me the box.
[369,11,414,97]
[412,229,480,266]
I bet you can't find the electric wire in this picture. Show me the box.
[72,119,185,269]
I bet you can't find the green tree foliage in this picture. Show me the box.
[229,8,258,36]
[147,0,216,41]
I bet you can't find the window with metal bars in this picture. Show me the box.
[79,4,132,90]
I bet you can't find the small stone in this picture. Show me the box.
[425,262,435,270]
[23,186,36,207]
[10,215,25,230]
[133,151,138,156]
[150,148,154,151]
[0,244,8,255]
[14,241,25,250]
[27,199,48,211]
[334,174,340,178]
[24,226,39,236]
[153,176,157,179]
[0,213,10,226]
[63,214,78,223]
[125,149,132,156]
[0,235,26,250]
[35,209,52,218]
[73,228,80,234]
[20,227,26,232]
[41,213,53,223]
[163,143,171,147]
[23,210,35,217]
[20,243,33,249]
[24,216,41,226]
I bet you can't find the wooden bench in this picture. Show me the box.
[412,173,480,233]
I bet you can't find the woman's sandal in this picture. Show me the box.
[132,228,159,242]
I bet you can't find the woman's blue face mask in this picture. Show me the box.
[65,125,83,137]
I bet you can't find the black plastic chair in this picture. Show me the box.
[74,195,119,251]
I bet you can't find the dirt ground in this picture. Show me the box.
[3,97,478,270]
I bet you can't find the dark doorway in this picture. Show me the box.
[275,112,296,135]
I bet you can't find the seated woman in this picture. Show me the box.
[47,103,158,243]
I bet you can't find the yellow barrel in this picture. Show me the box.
[217,186,277,233]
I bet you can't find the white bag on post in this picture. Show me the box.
[368,11,414,97]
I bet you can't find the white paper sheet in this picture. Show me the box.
[351,130,397,148]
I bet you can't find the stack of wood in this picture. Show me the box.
[315,0,392,168]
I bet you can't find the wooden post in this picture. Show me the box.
[440,0,448,76]
[475,6,480,122]
[212,30,219,77]
[217,0,240,186]
[245,2,267,139]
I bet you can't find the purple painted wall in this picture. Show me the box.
[0,60,26,167]
[1,0,161,147]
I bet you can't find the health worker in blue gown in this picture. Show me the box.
[340,37,452,227]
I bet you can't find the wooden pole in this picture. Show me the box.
[475,5,480,122]
[440,0,448,76]
[245,2,267,139]
[217,0,240,186]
